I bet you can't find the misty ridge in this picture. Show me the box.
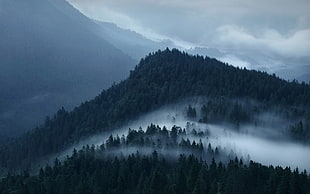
[40,99,309,174]
[6,99,306,193]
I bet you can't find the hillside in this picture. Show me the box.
[0,0,135,138]
[0,48,309,171]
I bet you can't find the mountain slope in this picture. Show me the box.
[95,21,174,60]
[0,49,309,170]
[0,0,135,137]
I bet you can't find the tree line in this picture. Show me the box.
[0,145,309,194]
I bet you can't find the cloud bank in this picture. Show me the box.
[47,102,310,172]
[216,25,310,58]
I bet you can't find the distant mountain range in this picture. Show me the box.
[0,0,136,137]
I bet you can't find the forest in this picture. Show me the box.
[1,124,310,194]
[0,142,309,194]
[185,99,310,141]
[0,48,309,174]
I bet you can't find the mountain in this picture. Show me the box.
[0,0,135,138]
[95,21,174,60]
[0,48,309,171]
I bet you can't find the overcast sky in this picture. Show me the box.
[67,0,310,80]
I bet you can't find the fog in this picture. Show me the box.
[206,125,310,171]
[44,101,310,172]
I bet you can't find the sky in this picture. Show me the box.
[67,0,310,81]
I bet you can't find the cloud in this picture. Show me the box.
[68,0,310,55]
[67,0,196,48]
[219,55,252,69]
[216,25,310,58]
[52,102,310,171]
[68,0,310,80]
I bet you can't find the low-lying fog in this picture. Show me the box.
[52,103,310,172]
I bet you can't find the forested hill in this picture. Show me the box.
[1,48,310,170]
[128,48,310,106]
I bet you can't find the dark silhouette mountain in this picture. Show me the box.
[0,0,135,138]
[0,48,309,171]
